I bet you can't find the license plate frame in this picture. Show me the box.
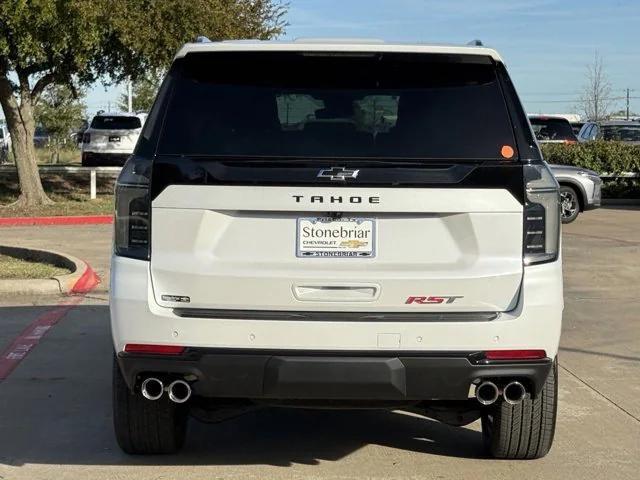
[296,217,376,258]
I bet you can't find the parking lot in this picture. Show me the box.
[0,207,638,480]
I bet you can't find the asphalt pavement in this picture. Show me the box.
[0,208,638,480]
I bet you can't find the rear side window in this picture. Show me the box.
[601,124,640,141]
[91,116,142,130]
[529,118,576,141]
[158,52,517,160]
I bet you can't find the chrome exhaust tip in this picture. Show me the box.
[141,377,164,401]
[503,381,527,405]
[476,381,499,405]
[168,379,192,404]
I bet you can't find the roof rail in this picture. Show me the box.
[195,36,211,43]
[467,39,483,46]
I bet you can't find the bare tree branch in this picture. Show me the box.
[577,52,612,121]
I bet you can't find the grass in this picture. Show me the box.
[0,194,114,217]
[4,147,81,165]
[0,253,72,279]
[0,166,116,217]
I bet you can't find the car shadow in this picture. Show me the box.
[0,304,487,468]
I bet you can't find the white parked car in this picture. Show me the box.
[81,112,147,166]
[0,123,10,163]
[111,39,562,459]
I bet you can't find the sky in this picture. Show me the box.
[9,0,640,120]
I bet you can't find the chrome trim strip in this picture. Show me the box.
[172,309,499,322]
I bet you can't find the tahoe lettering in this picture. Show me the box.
[292,195,380,204]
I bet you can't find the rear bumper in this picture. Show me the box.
[110,256,563,356]
[81,151,131,166]
[116,349,553,401]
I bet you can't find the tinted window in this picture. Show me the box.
[529,117,577,141]
[91,116,142,130]
[158,52,517,160]
[580,124,593,139]
[570,122,584,135]
[601,124,640,142]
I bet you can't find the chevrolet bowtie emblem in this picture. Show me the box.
[317,167,360,181]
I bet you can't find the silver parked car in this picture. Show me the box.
[577,120,640,144]
[548,164,602,223]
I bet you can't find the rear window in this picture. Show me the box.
[158,52,517,160]
[529,118,576,141]
[601,124,640,142]
[91,116,141,130]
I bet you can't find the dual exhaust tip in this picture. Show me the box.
[142,375,525,407]
[476,380,526,406]
[141,377,192,403]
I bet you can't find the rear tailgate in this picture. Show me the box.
[150,185,522,312]
[145,49,531,315]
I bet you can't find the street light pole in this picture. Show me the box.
[128,79,133,113]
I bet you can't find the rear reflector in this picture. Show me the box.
[124,344,186,355]
[484,349,547,360]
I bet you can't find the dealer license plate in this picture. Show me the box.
[296,217,376,258]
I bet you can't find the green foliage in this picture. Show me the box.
[0,0,287,205]
[117,74,162,112]
[35,85,86,144]
[0,0,103,86]
[90,0,288,82]
[540,141,640,175]
[1,0,287,86]
[601,178,640,199]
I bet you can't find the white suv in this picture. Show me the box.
[110,39,562,459]
[82,112,147,166]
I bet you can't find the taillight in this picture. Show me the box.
[523,163,560,265]
[484,349,547,360]
[82,132,91,143]
[114,156,151,260]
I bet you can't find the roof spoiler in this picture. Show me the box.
[467,39,483,46]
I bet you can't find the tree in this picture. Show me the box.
[117,74,162,113]
[34,85,86,162]
[0,0,286,207]
[577,52,612,121]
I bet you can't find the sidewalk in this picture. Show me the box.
[1,224,112,293]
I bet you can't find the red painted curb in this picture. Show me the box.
[70,264,101,294]
[0,297,84,381]
[0,260,101,382]
[0,215,113,227]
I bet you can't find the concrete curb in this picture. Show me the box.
[0,215,113,227]
[0,245,100,295]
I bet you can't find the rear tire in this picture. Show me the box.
[481,360,558,459]
[112,356,188,454]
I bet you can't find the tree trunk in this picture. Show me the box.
[0,77,52,207]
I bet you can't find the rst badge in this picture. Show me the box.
[405,295,464,304]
